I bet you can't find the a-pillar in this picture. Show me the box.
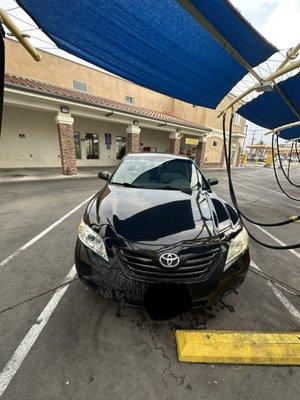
[195,136,207,169]
[169,132,181,154]
[55,111,77,175]
[126,124,141,153]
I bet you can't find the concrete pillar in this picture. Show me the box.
[220,145,226,167]
[169,132,181,154]
[126,124,141,153]
[55,112,77,175]
[195,137,207,169]
[235,143,242,167]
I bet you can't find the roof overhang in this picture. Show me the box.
[4,84,211,136]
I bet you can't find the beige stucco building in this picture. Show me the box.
[0,39,246,174]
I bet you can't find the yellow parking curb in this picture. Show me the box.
[175,330,300,365]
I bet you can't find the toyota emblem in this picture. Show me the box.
[159,253,180,268]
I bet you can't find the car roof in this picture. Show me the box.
[125,152,190,160]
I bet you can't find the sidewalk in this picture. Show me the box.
[0,165,254,184]
[0,167,114,183]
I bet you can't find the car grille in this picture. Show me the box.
[116,246,222,282]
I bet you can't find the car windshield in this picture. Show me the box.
[110,155,201,190]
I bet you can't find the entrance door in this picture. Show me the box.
[116,136,126,159]
[180,137,199,160]
[85,133,99,159]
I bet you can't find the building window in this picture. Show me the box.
[233,113,241,125]
[213,141,218,147]
[73,80,88,92]
[116,136,126,159]
[85,133,99,159]
[125,96,135,105]
[73,132,81,159]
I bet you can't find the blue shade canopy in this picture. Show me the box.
[184,0,277,67]
[239,73,300,140]
[18,0,277,109]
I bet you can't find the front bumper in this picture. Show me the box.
[75,239,250,307]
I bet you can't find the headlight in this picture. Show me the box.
[78,220,108,261]
[224,227,249,270]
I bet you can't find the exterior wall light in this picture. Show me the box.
[60,106,70,114]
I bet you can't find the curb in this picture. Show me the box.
[0,174,99,184]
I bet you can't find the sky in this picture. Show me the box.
[1,0,300,144]
[232,0,300,49]
[231,0,300,144]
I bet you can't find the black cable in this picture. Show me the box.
[249,267,300,296]
[222,116,299,226]
[295,141,300,162]
[223,113,300,250]
[271,134,300,201]
[0,277,79,315]
[276,135,300,187]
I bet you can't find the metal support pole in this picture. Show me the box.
[265,121,300,137]
[277,43,300,71]
[178,0,264,84]
[0,7,41,61]
[218,59,300,117]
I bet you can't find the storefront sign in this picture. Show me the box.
[185,138,198,146]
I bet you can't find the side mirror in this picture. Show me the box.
[207,177,219,186]
[98,171,111,181]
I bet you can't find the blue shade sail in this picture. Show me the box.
[239,73,300,140]
[183,0,277,67]
[18,0,277,109]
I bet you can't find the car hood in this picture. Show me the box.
[85,185,239,245]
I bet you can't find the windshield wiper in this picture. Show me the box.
[111,182,190,192]
[159,185,180,190]
[111,182,144,188]
[160,186,191,193]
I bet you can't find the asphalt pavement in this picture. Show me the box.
[0,166,299,400]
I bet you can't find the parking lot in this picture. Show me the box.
[0,166,299,400]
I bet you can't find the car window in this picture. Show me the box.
[196,167,209,190]
[111,156,199,190]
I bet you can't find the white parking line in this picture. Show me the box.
[250,260,262,271]
[221,179,300,259]
[253,225,300,259]
[224,177,296,199]
[251,261,300,321]
[0,194,94,267]
[266,281,300,321]
[0,265,76,397]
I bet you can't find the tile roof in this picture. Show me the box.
[4,73,210,132]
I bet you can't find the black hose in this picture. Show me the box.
[271,134,300,201]
[222,116,299,226]
[223,113,300,250]
[295,141,300,162]
[276,135,300,187]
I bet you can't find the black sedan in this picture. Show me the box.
[75,153,250,314]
